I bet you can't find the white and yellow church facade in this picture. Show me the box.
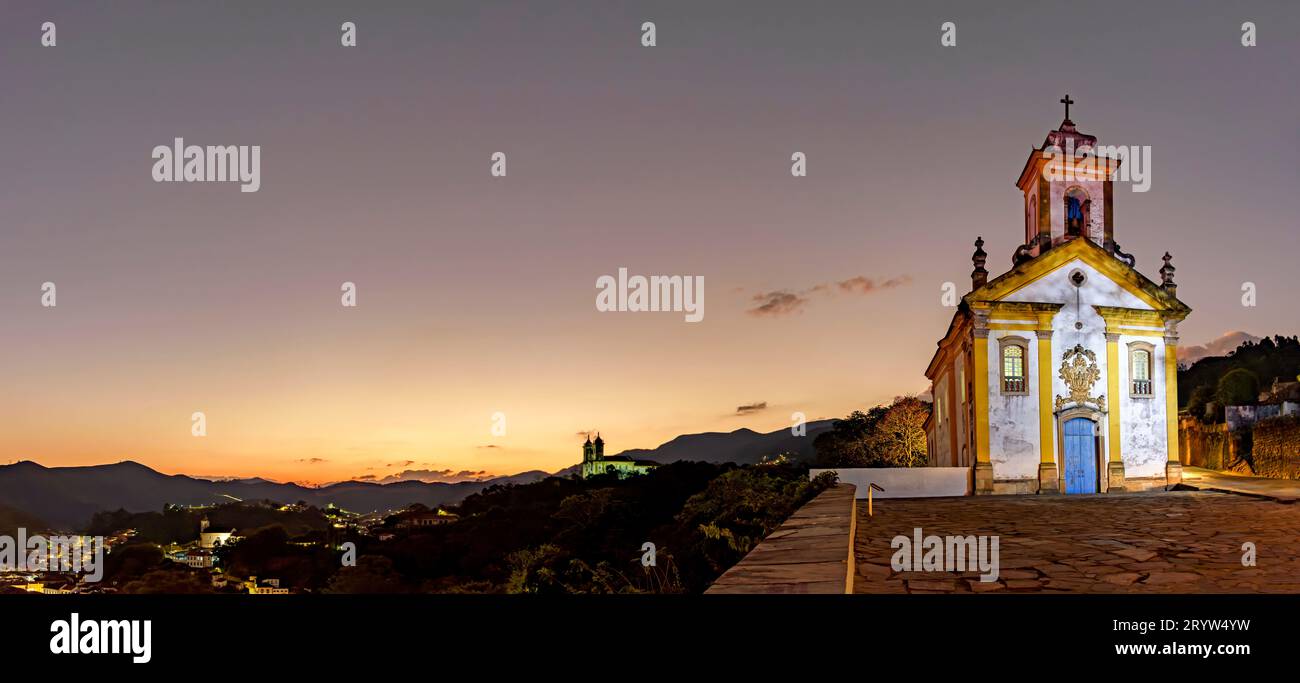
[924,103,1190,495]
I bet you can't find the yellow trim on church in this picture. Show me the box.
[1037,334,1054,464]
[1164,339,1180,463]
[1035,311,1056,465]
[1093,306,1166,327]
[988,322,1040,331]
[1111,327,1164,338]
[1105,336,1122,463]
[973,338,991,463]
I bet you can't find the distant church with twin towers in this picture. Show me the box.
[579,434,658,479]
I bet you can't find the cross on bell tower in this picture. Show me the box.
[1060,94,1075,122]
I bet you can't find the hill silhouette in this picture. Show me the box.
[0,460,548,530]
[1,422,833,529]
[611,420,835,465]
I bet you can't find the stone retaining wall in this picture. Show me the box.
[1252,415,1300,479]
[1179,417,1238,470]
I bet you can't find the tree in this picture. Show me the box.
[1178,335,1300,406]
[103,543,165,585]
[504,544,567,594]
[1216,368,1259,407]
[812,406,888,467]
[224,526,290,578]
[813,396,931,467]
[1187,384,1216,423]
[867,396,930,467]
[323,555,407,593]
[120,568,213,594]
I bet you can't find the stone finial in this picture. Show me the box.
[1159,252,1176,296]
[971,236,988,289]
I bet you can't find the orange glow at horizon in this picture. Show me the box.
[2,295,934,485]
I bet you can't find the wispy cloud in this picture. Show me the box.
[367,468,492,484]
[735,401,768,415]
[749,291,808,316]
[835,275,912,294]
[295,457,328,464]
[748,275,910,316]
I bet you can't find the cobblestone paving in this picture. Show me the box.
[854,491,1300,593]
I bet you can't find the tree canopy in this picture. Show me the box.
[1179,335,1300,408]
[812,396,931,467]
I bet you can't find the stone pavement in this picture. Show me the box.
[1179,466,1300,502]
[854,490,1300,593]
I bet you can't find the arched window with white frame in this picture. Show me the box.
[1129,341,1155,397]
[999,337,1029,395]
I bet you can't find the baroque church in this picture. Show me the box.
[924,98,1191,495]
[579,434,659,479]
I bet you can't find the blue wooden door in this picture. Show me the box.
[1063,418,1097,494]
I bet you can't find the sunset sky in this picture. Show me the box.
[1,1,1296,485]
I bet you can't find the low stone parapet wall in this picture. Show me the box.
[706,483,857,594]
[809,467,971,498]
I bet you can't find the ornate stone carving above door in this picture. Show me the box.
[1055,343,1105,411]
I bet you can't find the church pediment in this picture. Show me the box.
[965,237,1188,314]
[1005,259,1150,310]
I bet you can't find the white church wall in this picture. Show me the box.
[985,331,1039,481]
[1118,332,1169,478]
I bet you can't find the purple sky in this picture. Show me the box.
[1,1,1296,482]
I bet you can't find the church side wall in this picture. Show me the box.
[927,341,972,469]
[953,349,969,467]
[931,372,954,467]
[985,331,1040,482]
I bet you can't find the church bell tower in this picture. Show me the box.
[1013,95,1129,266]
